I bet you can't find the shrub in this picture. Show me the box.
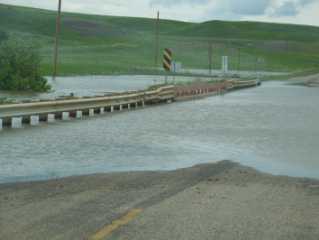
[0,39,50,92]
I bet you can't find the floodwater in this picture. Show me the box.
[0,75,203,101]
[0,81,319,183]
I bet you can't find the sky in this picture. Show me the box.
[1,0,319,26]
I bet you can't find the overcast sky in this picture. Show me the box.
[1,0,319,26]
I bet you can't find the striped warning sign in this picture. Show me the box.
[163,48,172,72]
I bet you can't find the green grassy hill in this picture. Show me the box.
[178,21,319,42]
[1,3,319,75]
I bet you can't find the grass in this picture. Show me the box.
[1,3,319,76]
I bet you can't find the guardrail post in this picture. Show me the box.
[89,109,94,117]
[142,101,145,107]
[100,107,105,114]
[110,106,114,113]
[135,102,138,108]
[119,105,123,111]
[12,117,23,129]
[62,112,70,121]
[76,111,83,119]
[128,104,131,110]
[48,114,55,123]
[30,115,39,126]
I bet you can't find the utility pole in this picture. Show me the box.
[154,11,160,69]
[237,48,241,72]
[53,0,62,80]
[208,42,213,75]
[255,55,259,77]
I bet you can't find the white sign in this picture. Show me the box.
[222,56,228,73]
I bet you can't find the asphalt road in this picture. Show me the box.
[1,161,319,240]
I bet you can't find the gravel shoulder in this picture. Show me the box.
[1,161,319,240]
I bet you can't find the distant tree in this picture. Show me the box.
[0,39,50,92]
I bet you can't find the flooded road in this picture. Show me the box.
[0,81,319,183]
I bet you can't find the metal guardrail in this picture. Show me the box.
[0,85,175,119]
[0,80,259,129]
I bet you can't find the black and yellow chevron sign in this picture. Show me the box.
[163,48,172,72]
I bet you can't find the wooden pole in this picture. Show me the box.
[155,11,160,69]
[237,48,241,72]
[208,42,213,75]
[53,0,62,80]
[255,55,258,77]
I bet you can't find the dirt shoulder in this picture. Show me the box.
[1,161,319,240]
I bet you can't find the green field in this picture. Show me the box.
[1,3,319,76]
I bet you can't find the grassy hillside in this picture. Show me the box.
[178,21,319,42]
[1,3,319,76]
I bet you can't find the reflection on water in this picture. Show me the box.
[0,81,319,183]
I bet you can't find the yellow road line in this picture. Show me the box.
[89,208,143,240]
